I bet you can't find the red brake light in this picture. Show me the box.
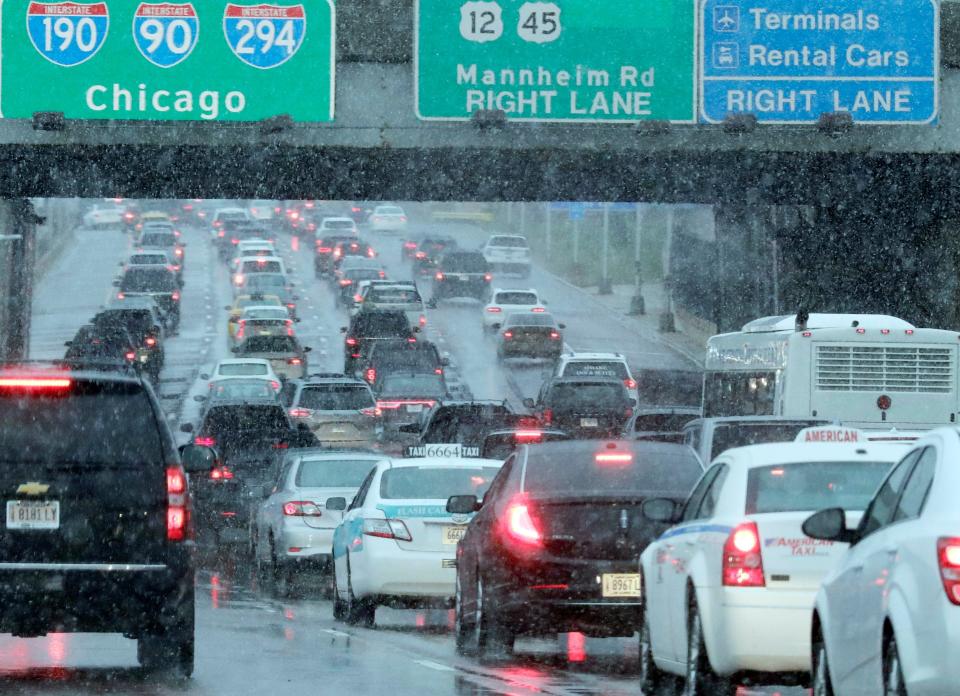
[288,408,312,418]
[404,242,416,249]
[166,466,187,541]
[532,307,546,313]
[624,378,637,389]
[360,406,382,418]
[938,537,960,605]
[146,337,158,347]
[124,351,136,361]
[503,331,513,339]
[166,467,186,495]
[116,292,125,300]
[171,291,181,301]
[415,251,426,259]
[487,307,502,313]
[288,358,302,366]
[419,315,427,326]
[367,248,376,258]
[435,272,444,281]
[0,377,72,389]
[286,303,296,309]
[542,407,553,425]
[549,331,560,340]
[484,273,493,282]
[194,436,215,447]
[346,337,358,346]
[318,246,332,253]
[407,336,417,343]
[362,518,412,541]
[503,498,542,547]
[340,279,353,286]
[231,238,239,245]
[283,501,322,517]
[378,270,386,278]
[209,466,234,480]
[595,452,633,465]
[723,522,765,587]
[365,368,376,383]
[514,429,543,442]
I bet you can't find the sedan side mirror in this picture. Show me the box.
[303,346,313,352]
[802,508,858,544]
[522,398,536,409]
[179,443,216,473]
[199,373,210,380]
[63,341,73,347]
[340,327,347,333]
[641,498,681,524]
[491,323,501,331]
[447,495,480,514]
[325,497,347,511]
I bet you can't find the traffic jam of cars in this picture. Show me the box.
[3,197,958,696]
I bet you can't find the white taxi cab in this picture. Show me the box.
[805,427,960,696]
[638,438,903,695]
[330,456,502,626]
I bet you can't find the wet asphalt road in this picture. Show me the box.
[16,210,803,695]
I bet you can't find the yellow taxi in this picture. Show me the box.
[226,293,284,339]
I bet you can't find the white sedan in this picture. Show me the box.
[806,427,960,696]
[330,456,502,626]
[368,205,408,233]
[83,205,125,229]
[204,358,281,390]
[482,288,546,330]
[638,441,903,695]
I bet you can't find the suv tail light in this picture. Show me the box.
[365,368,376,383]
[937,537,960,604]
[419,315,427,327]
[723,522,765,587]
[145,336,157,347]
[502,496,542,548]
[549,331,560,340]
[360,406,382,417]
[487,307,502,313]
[514,429,543,442]
[287,358,302,366]
[503,331,513,339]
[284,501,322,517]
[166,466,187,541]
[317,246,332,254]
[171,291,181,302]
[484,273,493,282]
[367,248,376,258]
[542,408,553,425]
[435,272,445,281]
[363,518,412,541]
[624,378,638,390]
[209,466,233,480]
[346,337,358,346]
[415,251,426,259]
[288,407,312,418]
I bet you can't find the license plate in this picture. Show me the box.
[406,404,424,413]
[6,500,60,530]
[602,573,641,598]
[443,526,467,544]
[581,417,599,427]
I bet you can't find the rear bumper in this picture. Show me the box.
[349,537,456,600]
[0,560,193,636]
[433,280,488,298]
[500,342,562,358]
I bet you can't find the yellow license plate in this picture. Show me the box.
[601,573,641,598]
[442,526,467,545]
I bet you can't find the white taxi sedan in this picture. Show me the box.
[482,288,546,331]
[805,427,960,696]
[638,441,902,695]
[330,457,502,626]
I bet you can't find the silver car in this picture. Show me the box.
[252,451,384,597]
[284,375,382,447]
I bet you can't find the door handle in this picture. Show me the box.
[885,546,898,556]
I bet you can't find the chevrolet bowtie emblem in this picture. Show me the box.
[16,482,50,496]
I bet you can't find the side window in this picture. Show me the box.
[349,469,377,511]
[894,448,937,522]
[859,451,920,537]
[696,465,729,520]
[273,459,294,493]
[681,465,722,523]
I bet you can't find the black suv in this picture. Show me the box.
[526,377,635,438]
[116,265,181,333]
[181,399,314,550]
[341,309,416,375]
[359,338,446,386]
[94,298,167,380]
[431,251,492,302]
[0,364,208,676]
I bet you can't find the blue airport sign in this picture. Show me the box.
[700,0,939,124]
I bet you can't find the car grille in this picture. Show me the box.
[816,344,954,393]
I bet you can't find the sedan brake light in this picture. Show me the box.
[363,518,412,541]
[209,466,234,480]
[938,537,960,605]
[194,436,216,447]
[625,378,638,389]
[502,496,542,548]
[435,272,445,281]
[288,407,312,418]
[723,522,765,587]
[166,466,187,541]
[0,377,72,390]
[487,307,502,313]
[284,501,322,517]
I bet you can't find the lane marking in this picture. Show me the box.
[414,660,456,672]
[322,629,351,638]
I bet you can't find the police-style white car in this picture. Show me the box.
[638,440,903,695]
[330,456,502,626]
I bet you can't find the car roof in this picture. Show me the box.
[492,288,537,296]
[522,439,693,460]
[322,217,355,224]
[715,442,906,468]
[205,397,283,408]
[488,235,527,241]
[241,305,288,313]
[294,451,384,462]
[299,375,369,385]
[216,358,272,366]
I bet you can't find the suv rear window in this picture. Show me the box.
[524,446,702,497]
[202,405,288,434]
[238,336,298,353]
[489,237,528,248]
[0,381,163,464]
[379,466,500,499]
[218,362,267,376]
[353,313,409,336]
[545,382,627,408]
[495,292,537,305]
[296,458,377,487]
[140,233,176,247]
[297,385,374,410]
[324,220,355,230]
[130,254,167,265]
[745,461,891,514]
[562,361,629,379]
[369,288,421,304]
[120,268,176,292]
[241,260,283,274]
[442,253,489,272]
[379,374,446,398]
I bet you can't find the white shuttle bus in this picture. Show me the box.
[704,313,960,430]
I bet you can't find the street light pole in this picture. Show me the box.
[629,204,646,315]
[598,203,612,295]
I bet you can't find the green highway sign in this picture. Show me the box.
[415,0,697,123]
[2,1,335,121]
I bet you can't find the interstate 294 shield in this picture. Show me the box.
[223,3,306,69]
[26,2,109,67]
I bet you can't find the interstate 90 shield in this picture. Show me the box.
[26,2,109,67]
[133,3,199,68]
[223,3,306,69]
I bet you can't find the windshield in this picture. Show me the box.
[244,274,286,289]
[140,233,176,247]
[297,385,374,411]
[202,405,289,435]
[442,254,488,272]
[489,237,528,248]
[746,461,892,514]
[296,458,378,488]
[209,380,276,400]
[545,382,627,408]
[324,220,356,229]
[495,292,538,305]
[379,466,500,500]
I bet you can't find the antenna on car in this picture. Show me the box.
[795,309,809,332]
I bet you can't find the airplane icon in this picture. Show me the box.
[714,6,739,32]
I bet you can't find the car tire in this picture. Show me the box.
[883,631,908,696]
[812,633,836,696]
[345,556,376,627]
[454,570,479,656]
[332,560,347,621]
[271,552,293,600]
[476,576,514,661]
[639,602,665,694]
[137,583,195,678]
[684,596,728,696]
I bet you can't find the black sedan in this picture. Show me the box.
[448,440,702,658]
